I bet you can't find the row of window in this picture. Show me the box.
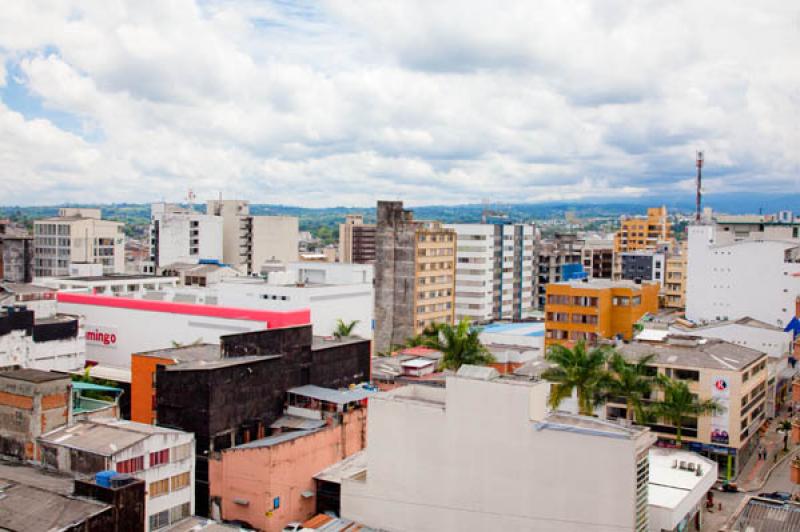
[742,360,767,382]
[149,502,191,530]
[149,472,191,498]
[546,312,599,325]
[115,443,192,474]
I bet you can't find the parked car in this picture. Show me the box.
[758,491,792,502]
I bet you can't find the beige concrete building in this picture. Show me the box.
[341,367,656,531]
[207,199,299,274]
[374,201,455,354]
[339,214,375,264]
[616,335,768,480]
[34,208,125,277]
[663,244,687,309]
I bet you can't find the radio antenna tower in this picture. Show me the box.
[695,151,704,223]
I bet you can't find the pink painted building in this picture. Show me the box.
[208,389,370,531]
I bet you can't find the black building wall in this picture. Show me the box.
[154,325,370,517]
[73,478,146,532]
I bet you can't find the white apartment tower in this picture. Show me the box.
[447,223,535,323]
[686,218,800,327]
[148,203,223,271]
[34,208,125,277]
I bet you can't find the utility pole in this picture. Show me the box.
[695,151,704,223]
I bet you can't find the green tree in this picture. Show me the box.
[542,341,610,416]
[650,375,723,445]
[406,318,494,371]
[603,352,656,423]
[333,319,359,339]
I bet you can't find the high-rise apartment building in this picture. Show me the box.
[619,251,666,285]
[34,208,125,277]
[148,203,223,271]
[446,223,535,323]
[339,214,376,264]
[207,199,299,274]
[533,233,584,309]
[614,206,671,252]
[374,201,455,354]
[544,279,659,347]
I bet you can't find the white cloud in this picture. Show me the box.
[0,0,798,206]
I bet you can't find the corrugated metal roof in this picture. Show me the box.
[288,385,376,405]
[731,498,800,531]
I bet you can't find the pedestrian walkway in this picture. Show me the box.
[738,411,797,493]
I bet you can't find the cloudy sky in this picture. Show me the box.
[1,1,798,207]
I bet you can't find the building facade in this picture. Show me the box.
[0,307,83,372]
[34,208,125,277]
[614,207,671,253]
[686,223,800,327]
[534,233,584,309]
[150,325,371,517]
[148,203,223,271]
[374,201,455,354]
[619,251,666,286]
[617,336,768,480]
[0,221,33,283]
[341,368,656,531]
[663,248,687,309]
[0,369,71,461]
[446,223,535,323]
[339,214,376,264]
[55,292,309,370]
[39,417,195,532]
[545,279,659,347]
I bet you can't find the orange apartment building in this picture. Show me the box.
[544,279,659,347]
[614,206,672,252]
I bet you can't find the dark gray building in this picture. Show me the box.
[0,221,34,283]
[620,251,665,285]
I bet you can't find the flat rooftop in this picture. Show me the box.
[314,450,367,484]
[481,322,545,337]
[555,278,654,290]
[136,343,221,363]
[312,335,369,350]
[620,336,766,371]
[648,448,717,511]
[0,368,70,384]
[164,354,280,371]
[57,274,170,282]
[0,460,109,532]
[537,412,650,440]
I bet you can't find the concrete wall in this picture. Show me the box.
[374,201,417,354]
[209,409,367,531]
[0,330,84,372]
[0,374,70,460]
[686,225,800,327]
[251,216,299,270]
[342,377,646,531]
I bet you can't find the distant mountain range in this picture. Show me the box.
[2,192,799,229]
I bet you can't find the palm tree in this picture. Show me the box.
[603,352,656,424]
[333,319,359,339]
[650,375,723,445]
[406,318,494,370]
[542,341,610,416]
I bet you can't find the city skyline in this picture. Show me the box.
[1,1,798,207]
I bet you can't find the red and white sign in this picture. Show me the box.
[85,325,118,347]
